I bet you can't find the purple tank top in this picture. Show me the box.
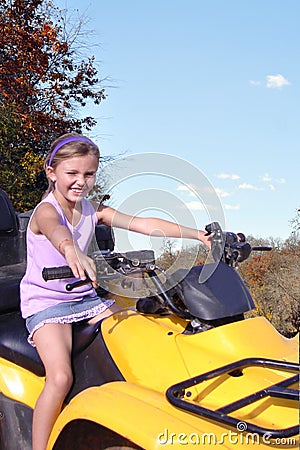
[20,192,98,318]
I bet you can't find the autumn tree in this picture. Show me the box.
[239,236,300,337]
[0,0,106,210]
[157,240,209,273]
[290,208,300,234]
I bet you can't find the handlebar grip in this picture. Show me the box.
[251,246,272,251]
[42,266,74,281]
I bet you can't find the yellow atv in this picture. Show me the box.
[0,189,298,449]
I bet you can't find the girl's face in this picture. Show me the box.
[47,153,99,203]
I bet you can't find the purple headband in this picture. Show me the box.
[47,136,96,166]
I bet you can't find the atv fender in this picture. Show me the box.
[48,381,235,450]
[0,358,44,408]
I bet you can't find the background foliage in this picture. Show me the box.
[0,0,106,210]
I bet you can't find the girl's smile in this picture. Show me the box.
[48,154,99,204]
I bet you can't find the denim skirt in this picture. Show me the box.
[26,295,115,347]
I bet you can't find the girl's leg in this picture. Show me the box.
[32,323,73,450]
[88,302,121,324]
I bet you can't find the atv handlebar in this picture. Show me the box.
[42,266,92,291]
[251,246,273,252]
[42,249,156,291]
[42,223,272,288]
[205,222,272,267]
[42,266,74,282]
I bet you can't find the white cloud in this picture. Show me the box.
[266,74,290,89]
[176,184,196,197]
[260,174,286,186]
[216,173,240,180]
[277,177,286,184]
[249,80,261,86]
[238,183,263,191]
[224,204,240,210]
[177,185,189,192]
[215,188,230,198]
[185,201,205,211]
[261,172,272,182]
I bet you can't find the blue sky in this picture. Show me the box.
[57,0,299,248]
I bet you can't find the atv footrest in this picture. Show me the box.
[166,357,299,439]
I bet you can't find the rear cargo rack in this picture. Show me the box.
[166,357,299,439]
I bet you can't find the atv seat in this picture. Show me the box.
[0,311,102,377]
[95,224,115,251]
[0,268,25,313]
[0,189,25,267]
[0,188,19,238]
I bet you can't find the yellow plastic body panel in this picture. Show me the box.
[0,357,43,408]
[101,311,298,388]
[99,310,298,443]
[49,381,298,449]
[48,382,227,449]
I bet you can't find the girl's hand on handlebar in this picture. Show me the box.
[64,245,98,288]
[199,230,212,249]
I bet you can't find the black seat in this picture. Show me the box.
[0,311,101,376]
[0,189,24,267]
[0,312,44,375]
[0,188,19,237]
[95,224,115,251]
[0,263,27,313]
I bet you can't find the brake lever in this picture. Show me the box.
[66,273,92,292]
[228,251,239,267]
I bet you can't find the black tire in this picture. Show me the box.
[52,419,143,450]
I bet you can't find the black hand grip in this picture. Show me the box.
[42,266,74,281]
[251,246,272,252]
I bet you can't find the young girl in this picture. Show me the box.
[20,133,211,450]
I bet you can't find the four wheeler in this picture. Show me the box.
[0,189,299,449]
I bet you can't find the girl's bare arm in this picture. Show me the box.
[97,205,211,248]
[32,203,97,283]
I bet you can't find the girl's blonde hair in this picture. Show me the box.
[44,133,100,196]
